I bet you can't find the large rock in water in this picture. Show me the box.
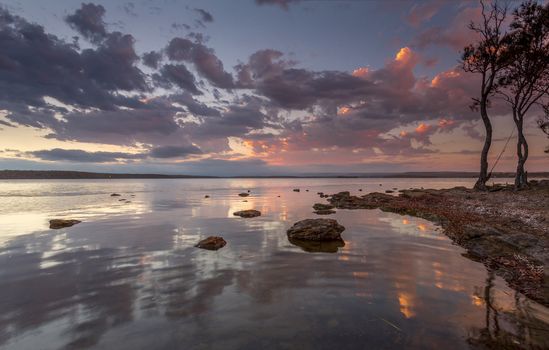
[195,236,226,250]
[49,219,81,229]
[233,209,261,218]
[287,219,345,241]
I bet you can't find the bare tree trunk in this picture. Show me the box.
[474,97,492,191]
[515,113,529,189]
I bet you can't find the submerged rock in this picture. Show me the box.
[238,192,250,197]
[195,236,226,250]
[313,203,334,211]
[49,219,81,229]
[288,237,345,253]
[287,218,345,241]
[233,209,261,218]
[314,209,336,215]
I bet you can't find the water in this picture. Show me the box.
[0,178,547,350]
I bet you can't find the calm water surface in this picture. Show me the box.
[0,178,547,349]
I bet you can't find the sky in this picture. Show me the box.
[0,0,547,176]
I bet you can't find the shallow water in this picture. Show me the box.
[0,178,547,350]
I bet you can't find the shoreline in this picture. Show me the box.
[1,170,549,180]
[326,181,549,306]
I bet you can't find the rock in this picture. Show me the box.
[287,219,345,241]
[238,192,250,197]
[119,199,126,201]
[306,189,309,192]
[313,203,334,211]
[359,189,363,192]
[277,195,281,197]
[242,200,248,202]
[195,236,226,250]
[233,209,261,218]
[204,195,210,198]
[49,219,81,229]
[385,190,394,193]
[314,209,336,215]
[110,193,121,197]
[293,188,300,192]
[288,237,345,253]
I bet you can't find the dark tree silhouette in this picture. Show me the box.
[461,0,511,191]
[540,105,549,153]
[498,1,549,189]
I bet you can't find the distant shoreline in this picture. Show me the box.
[1,170,548,180]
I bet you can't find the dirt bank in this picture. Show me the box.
[327,180,549,306]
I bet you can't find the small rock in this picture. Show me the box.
[313,203,334,211]
[111,193,121,197]
[306,189,309,192]
[49,219,81,229]
[204,195,210,198]
[195,236,226,250]
[119,199,126,201]
[238,192,250,197]
[359,189,363,192]
[385,190,394,193]
[233,209,261,218]
[287,219,345,241]
[314,209,336,215]
[293,188,300,192]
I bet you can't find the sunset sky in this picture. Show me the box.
[0,0,547,175]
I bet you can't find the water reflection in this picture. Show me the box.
[0,178,547,349]
[288,237,345,253]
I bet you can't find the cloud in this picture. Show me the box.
[255,0,301,10]
[166,37,234,89]
[194,8,214,23]
[406,0,444,27]
[29,148,146,163]
[153,64,201,95]
[65,3,108,43]
[149,145,202,158]
[142,50,163,69]
[411,6,482,50]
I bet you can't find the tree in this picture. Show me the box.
[461,0,511,191]
[498,1,549,189]
[539,105,549,153]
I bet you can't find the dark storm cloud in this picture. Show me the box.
[166,37,235,89]
[65,3,108,43]
[154,64,201,95]
[194,8,214,23]
[235,50,372,109]
[30,148,146,163]
[142,50,163,69]
[149,145,202,158]
[0,4,148,130]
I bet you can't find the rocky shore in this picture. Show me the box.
[327,180,549,305]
